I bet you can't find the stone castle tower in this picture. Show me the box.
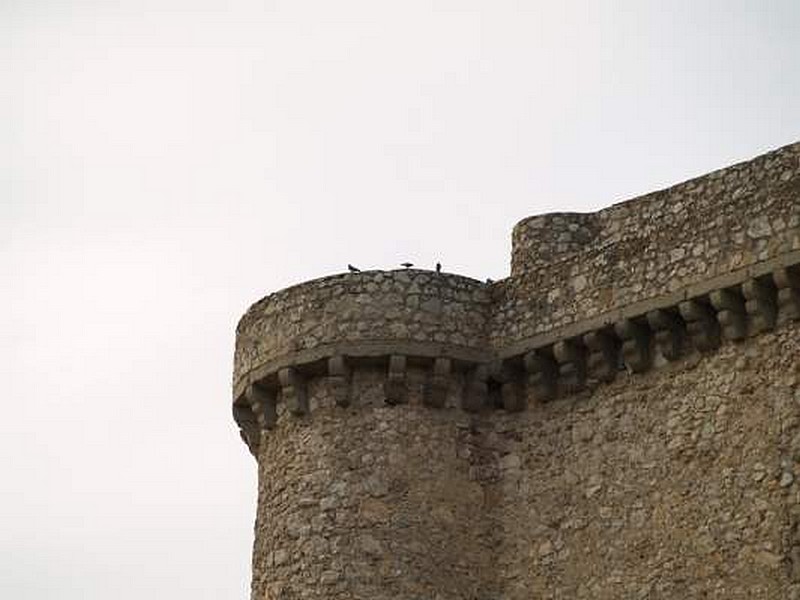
[232,143,800,599]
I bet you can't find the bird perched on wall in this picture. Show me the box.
[347,264,360,273]
[435,262,442,273]
[400,262,413,269]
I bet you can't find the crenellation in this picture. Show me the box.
[232,142,800,600]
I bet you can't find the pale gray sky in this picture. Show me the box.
[2,1,799,598]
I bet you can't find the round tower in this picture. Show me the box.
[232,269,497,600]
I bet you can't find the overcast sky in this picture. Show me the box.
[3,1,800,598]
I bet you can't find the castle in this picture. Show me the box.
[232,142,800,599]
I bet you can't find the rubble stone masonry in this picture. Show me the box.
[232,142,800,599]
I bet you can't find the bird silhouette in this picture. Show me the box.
[400,262,413,269]
[435,262,442,273]
[347,264,361,273]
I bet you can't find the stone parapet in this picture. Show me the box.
[234,269,491,394]
[499,142,800,347]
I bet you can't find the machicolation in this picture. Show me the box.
[233,142,800,599]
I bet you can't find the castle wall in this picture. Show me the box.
[232,142,800,599]
[484,322,800,599]
[496,143,800,351]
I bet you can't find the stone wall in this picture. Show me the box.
[485,324,800,599]
[232,141,800,599]
[244,321,800,600]
[251,368,495,600]
[497,142,800,350]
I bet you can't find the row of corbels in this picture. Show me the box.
[497,267,800,408]
[242,354,455,433]
[235,265,800,447]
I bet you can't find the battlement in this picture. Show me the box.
[233,143,800,453]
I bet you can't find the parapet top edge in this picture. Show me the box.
[236,268,491,333]
[510,140,800,235]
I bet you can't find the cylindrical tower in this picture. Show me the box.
[233,269,497,600]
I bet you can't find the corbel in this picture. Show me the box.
[582,328,619,383]
[679,298,721,352]
[614,318,651,373]
[553,338,587,393]
[278,367,309,416]
[741,278,777,335]
[710,287,747,340]
[463,363,489,413]
[646,308,685,361]
[773,266,800,324]
[327,355,352,407]
[425,357,451,409]
[523,349,558,403]
[245,382,278,430]
[490,360,525,412]
[384,354,408,405]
